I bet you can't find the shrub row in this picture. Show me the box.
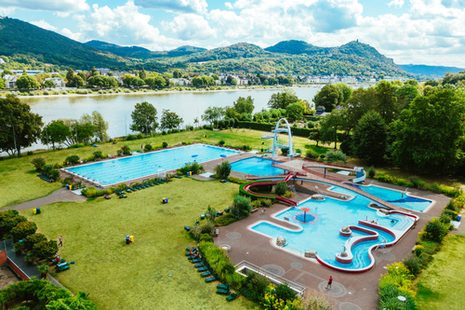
[0,210,58,264]
[0,279,97,309]
[31,158,60,182]
[379,191,465,308]
[373,172,460,197]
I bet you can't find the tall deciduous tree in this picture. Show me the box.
[0,95,43,156]
[160,110,183,131]
[313,84,344,112]
[41,120,70,149]
[268,91,299,109]
[391,87,465,174]
[130,102,158,134]
[16,75,40,91]
[352,111,387,164]
[81,111,109,142]
[202,106,225,127]
[319,109,346,149]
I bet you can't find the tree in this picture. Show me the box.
[352,111,387,164]
[233,96,254,114]
[268,91,299,109]
[145,75,167,89]
[16,75,40,91]
[230,194,251,219]
[43,79,55,89]
[32,240,58,260]
[226,75,238,86]
[285,103,304,121]
[375,80,400,123]
[0,77,5,89]
[0,210,27,240]
[391,87,465,174]
[172,69,183,78]
[160,110,183,131]
[0,95,43,156]
[87,75,119,89]
[66,68,85,88]
[122,74,144,88]
[130,102,158,134]
[11,221,37,242]
[202,106,225,127]
[313,84,344,112]
[41,120,70,149]
[215,161,231,180]
[67,119,95,145]
[319,109,346,149]
[192,75,215,88]
[81,111,109,142]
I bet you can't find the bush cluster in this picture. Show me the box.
[0,210,58,264]
[177,162,203,176]
[0,279,97,309]
[378,262,417,310]
[214,161,231,180]
[31,158,60,182]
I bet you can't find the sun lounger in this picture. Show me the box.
[194,263,204,268]
[200,271,211,277]
[205,276,216,283]
[216,288,230,295]
[216,283,229,290]
[226,293,239,302]
[191,258,201,263]
[197,267,208,272]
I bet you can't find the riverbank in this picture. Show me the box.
[1,84,330,99]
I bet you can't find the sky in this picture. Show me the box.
[1,0,465,67]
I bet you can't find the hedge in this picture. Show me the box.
[198,241,244,289]
[235,121,346,141]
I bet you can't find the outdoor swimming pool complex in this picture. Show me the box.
[231,157,286,176]
[355,184,432,213]
[64,144,240,186]
[250,184,418,272]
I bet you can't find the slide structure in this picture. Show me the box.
[240,173,298,206]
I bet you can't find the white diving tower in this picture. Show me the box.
[262,118,294,159]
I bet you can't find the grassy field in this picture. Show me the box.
[415,234,465,310]
[0,129,320,207]
[26,178,254,310]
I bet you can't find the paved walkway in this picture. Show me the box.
[6,188,85,211]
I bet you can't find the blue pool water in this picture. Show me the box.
[231,157,286,176]
[355,184,432,212]
[64,144,240,186]
[250,184,415,271]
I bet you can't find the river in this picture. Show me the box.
[23,86,322,139]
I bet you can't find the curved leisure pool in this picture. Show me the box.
[64,144,240,186]
[250,183,417,272]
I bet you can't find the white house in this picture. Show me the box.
[44,77,66,88]
[3,75,17,89]
[169,78,191,86]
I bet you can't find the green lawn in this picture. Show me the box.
[416,234,465,310]
[26,178,254,310]
[0,128,320,207]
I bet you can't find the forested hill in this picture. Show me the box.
[84,40,206,59]
[0,17,126,69]
[1,17,406,77]
[400,64,465,79]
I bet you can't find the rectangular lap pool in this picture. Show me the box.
[231,157,286,176]
[64,144,240,186]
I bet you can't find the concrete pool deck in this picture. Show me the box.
[214,184,449,309]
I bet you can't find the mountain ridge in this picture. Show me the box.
[0,17,410,77]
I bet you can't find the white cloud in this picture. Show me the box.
[388,0,405,7]
[135,0,207,13]
[31,19,57,31]
[0,0,88,12]
[164,13,214,40]
[0,6,15,16]
[60,28,83,41]
[79,1,180,50]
